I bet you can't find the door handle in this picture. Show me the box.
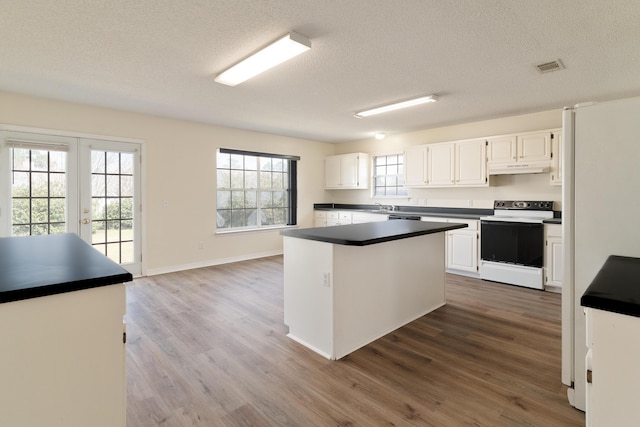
[82,218,90,224]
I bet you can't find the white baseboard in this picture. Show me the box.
[145,250,283,276]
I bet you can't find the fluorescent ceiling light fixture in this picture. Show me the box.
[374,132,386,140]
[214,31,311,86]
[355,95,439,118]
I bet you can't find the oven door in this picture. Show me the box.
[480,220,543,268]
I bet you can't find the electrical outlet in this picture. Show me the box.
[198,241,205,250]
[322,272,331,287]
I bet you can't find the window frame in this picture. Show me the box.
[371,153,408,198]
[216,148,299,233]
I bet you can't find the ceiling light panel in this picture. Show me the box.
[355,95,438,118]
[215,31,311,86]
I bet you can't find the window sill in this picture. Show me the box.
[215,224,298,235]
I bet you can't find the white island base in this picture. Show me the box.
[283,232,446,360]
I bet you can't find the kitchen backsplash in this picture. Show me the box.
[327,172,563,210]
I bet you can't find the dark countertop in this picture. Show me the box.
[281,219,467,246]
[0,233,133,304]
[581,255,640,318]
[313,203,492,220]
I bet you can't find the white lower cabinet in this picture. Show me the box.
[447,220,479,273]
[314,211,327,227]
[326,211,348,226]
[421,217,479,274]
[585,308,640,426]
[351,212,388,223]
[544,224,563,292]
[318,210,387,227]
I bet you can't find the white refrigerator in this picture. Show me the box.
[561,96,640,411]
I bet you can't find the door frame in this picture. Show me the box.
[0,124,146,276]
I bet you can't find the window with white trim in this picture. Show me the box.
[373,154,407,197]
[9,142,69,236]
[216,149,298,231]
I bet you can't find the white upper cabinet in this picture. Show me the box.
[405,140,487,188]
[403,144,429,187]
[550,129,562,186]
[487,130,553,175]
[488,131,552,164]
[518,131,552,162]
[324,153,369,189]
[486,136,517,164]
[455,139,487,186]
[428,142,455,186]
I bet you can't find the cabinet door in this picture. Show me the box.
[447,230,478,272]
[550,130,562,185]
[314,211,327,227]
[404,145,428,187]
[518,131,551,162]
[339,154,359,188]
[428,142,455,186]
[487,136,516,163]
[456,139,487,186]
[545,236,563,288]
[324,156,342,189]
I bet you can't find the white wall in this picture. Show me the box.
[0,91,333,275]
[329,110,563,210]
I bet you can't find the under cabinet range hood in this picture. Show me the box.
[488,162,550,175]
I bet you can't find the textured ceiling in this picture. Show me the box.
[1,0,640,142]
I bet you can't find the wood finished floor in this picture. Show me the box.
[126,256,585,426]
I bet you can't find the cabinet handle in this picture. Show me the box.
[587,369,593,384]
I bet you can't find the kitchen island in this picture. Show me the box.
[0,233,132,427]
[281,219,466,360]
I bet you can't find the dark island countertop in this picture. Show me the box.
[581,255,640,318]
[0,233,133,304]
[281,219,467,246]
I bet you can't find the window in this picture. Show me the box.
[216,149,299,231]
[373,154,407,197]
[90,151,135,264]
[10,144,68,236]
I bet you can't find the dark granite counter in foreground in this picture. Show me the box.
[281,219,467,246]
[581,255,640,318]
[0,233,133,304]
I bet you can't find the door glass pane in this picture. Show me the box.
[10,148,67,236]
[91,150,135,265]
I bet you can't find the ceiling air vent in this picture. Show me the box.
[536,59,565,73]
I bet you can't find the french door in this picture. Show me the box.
[0,130,142,276]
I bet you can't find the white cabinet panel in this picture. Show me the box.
[314,211,327,227]
[403,145,429,187]
[585,308,640,427]
[455,139,487,186]
[550,129,562,185]
[428,142,455,186]
[448,230,478,272]
[0,284,126,427]
[487,136,516,163]
[544,224,563,291]
[518,131,551,162]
